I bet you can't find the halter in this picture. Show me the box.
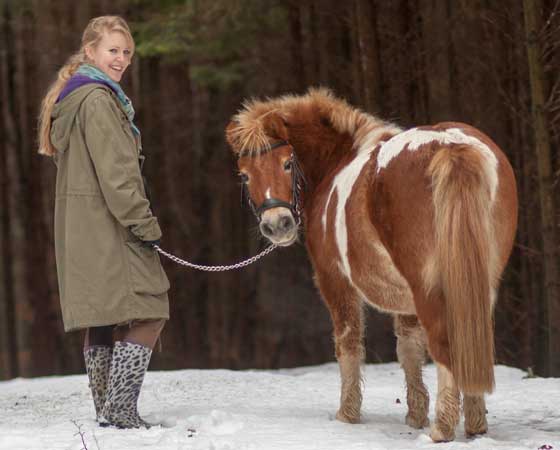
[241,140,307,226]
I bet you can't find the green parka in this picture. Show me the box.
[50,84,169,332]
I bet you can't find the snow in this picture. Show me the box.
[0,363,558,450]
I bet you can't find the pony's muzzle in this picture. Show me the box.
[259,208,297,246]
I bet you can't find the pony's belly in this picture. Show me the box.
[346,242,416,315]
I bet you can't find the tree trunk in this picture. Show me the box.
[0,43,15,378]
[1,4,31,378]
[355,0,382,113]
[287,0,306,91]
[418,0,453,121]
[523,0,560,376]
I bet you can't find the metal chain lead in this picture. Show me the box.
[153,244,277,272]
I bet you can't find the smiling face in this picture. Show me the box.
[85,31,132,82]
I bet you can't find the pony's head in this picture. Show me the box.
[226,111,305,246]
[225,87,388,245]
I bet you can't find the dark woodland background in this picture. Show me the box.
[1,0,559,380]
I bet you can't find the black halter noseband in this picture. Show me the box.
[241,140,307,225]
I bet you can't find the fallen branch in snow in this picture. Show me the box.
[71,420,89,450]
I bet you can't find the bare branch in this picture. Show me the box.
[71,420,89,450]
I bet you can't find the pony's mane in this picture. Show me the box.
[228,87,402,157]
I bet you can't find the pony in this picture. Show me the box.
[225,88,518,442]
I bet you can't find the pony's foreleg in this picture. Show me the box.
[430,364,461,442]
[394,314,429,429]
[464,394,487,437]
[331,296,364,424]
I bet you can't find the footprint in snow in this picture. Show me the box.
[186,410,244,436]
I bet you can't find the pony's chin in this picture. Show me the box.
[268,234,297,247]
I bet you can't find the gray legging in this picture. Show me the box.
[84,319,166,350]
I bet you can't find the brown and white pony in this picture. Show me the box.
[225,88,518,442]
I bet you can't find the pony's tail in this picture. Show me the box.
[428,144,498,395]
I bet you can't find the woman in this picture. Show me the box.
[37,16,169,429]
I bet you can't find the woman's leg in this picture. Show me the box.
[84,325,114,348]
[120,319,166,349]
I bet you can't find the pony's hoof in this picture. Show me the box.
[465,424,487,438]
[406,413,429,429]
[335,410,360,424]
[465,414,487,437]
[430,423,455,442]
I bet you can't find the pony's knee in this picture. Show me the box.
[335,334,364,360]
[333,311,364,358]
[395,315,426,365]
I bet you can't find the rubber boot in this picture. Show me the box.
[84,346,112,422]
[101,341,152,428]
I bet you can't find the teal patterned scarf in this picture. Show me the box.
[76,64,140,136]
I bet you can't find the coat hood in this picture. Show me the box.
[50,83,110,153]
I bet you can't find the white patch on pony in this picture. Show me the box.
[322,126,386,233]
[354,126,395,156]
[322,146,374,291]
[265,188,271,199]
[376,127,499,200]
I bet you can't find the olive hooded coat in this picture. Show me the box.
[50,84,170,332]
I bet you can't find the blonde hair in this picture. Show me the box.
[37,15,135,156]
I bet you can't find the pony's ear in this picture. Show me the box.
[262,112,289,142]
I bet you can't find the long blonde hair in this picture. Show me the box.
[37,16,135,156]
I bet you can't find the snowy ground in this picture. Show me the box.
[0,362,558,450]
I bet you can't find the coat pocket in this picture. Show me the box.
[125,241,170,296]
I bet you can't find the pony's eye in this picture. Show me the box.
[239,172,249,183]
[284,160,293,171]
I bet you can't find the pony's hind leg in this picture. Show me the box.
[394,314,430,429]
[430,364,461,442]
[464,394,487,437]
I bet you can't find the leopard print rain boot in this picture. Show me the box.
[101,341,152,428]
[84,346,112,422]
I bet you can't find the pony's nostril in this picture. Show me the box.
[261,222,274,237]
[279,215,294,233]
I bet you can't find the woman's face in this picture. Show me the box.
[86,31,133,82]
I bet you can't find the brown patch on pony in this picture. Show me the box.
[426,144,497,395]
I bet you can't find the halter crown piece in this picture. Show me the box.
[241,140,307,225]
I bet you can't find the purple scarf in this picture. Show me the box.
[57,74,115,103]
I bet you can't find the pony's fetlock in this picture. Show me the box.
[336,350,363,425]
[336,407,361,424]
[405,382,430,429]
[432,365,460,442]
[430,422,456,442]
[406,412,429,429]
[464,395,488,437]
[405,386,430,429]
